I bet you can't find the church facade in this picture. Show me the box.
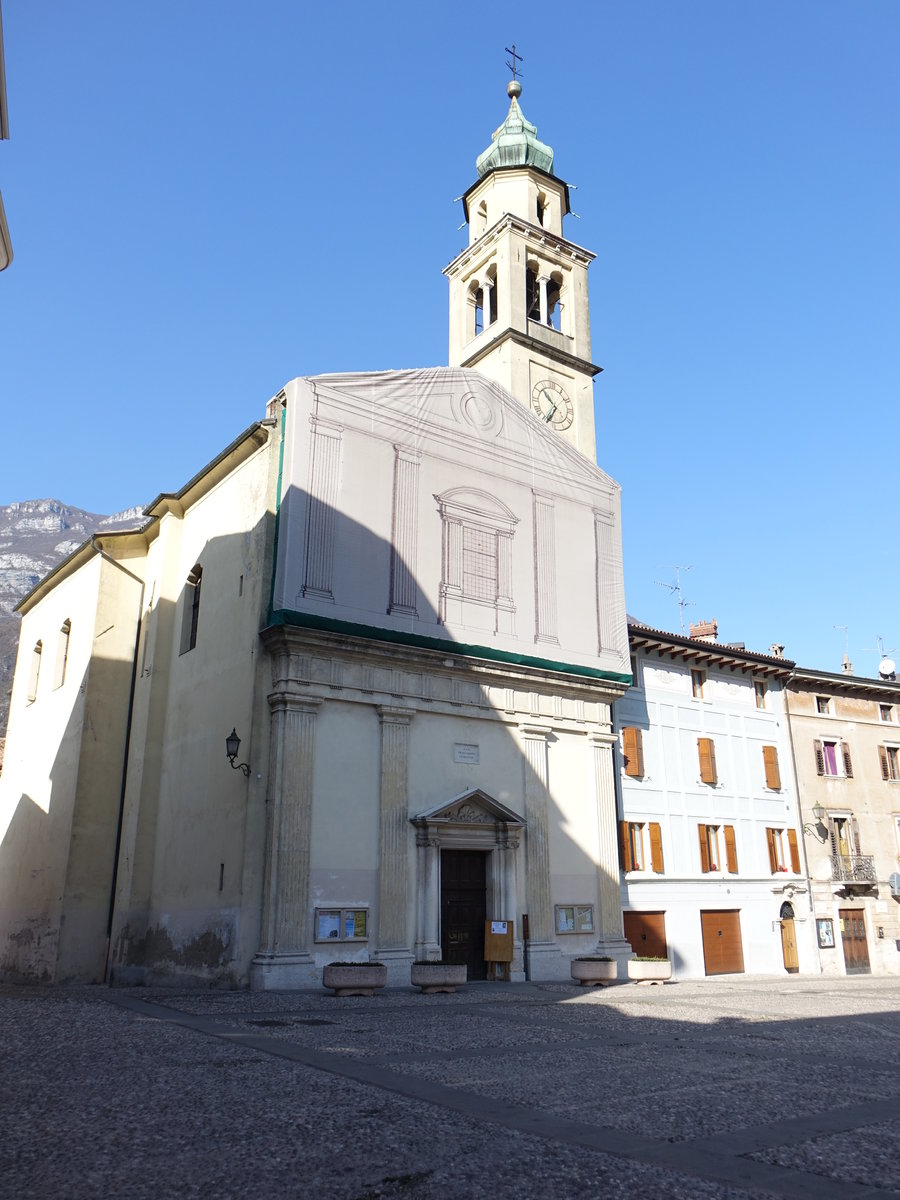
[0,83,632,987]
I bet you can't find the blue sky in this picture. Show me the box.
[1,2,897,673]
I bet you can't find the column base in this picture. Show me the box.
[524,940,567,981]
[593,937,634,975]
[413,940,442,962]
[250,951,317,991]
[374,948,415,986]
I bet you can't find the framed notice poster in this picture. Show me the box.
[817,917,835,949]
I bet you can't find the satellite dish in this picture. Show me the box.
[878,657,896,679]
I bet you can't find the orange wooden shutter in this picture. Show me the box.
[649,823,664,873]
[787,829,800,873]
[880,746,890,780]
[765,827,778,873]
[623,727,644,777]
[814,740,824,775]
[698,737,717,785]
[618,821,633,872]
[698,824,710,873]
[724,825,738,873]
[762,745,781,790]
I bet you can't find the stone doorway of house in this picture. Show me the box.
[839,907,871,974]
[780,902,799,973]
[441,849,487,980]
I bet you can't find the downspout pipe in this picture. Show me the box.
[89,537,146,984]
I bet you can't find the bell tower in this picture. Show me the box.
[444,80,601,460]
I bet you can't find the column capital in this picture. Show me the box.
[588,730,617,747]
[377,705,416,725]
[267,691,324,716]
[519,722,552,741]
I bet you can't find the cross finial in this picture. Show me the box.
[505,44,524,83]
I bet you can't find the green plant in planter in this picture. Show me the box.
[413,959,445,966]
[575,956,614,962]
[632,955,669,962]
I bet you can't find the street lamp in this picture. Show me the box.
[225,727,251,777]
[802,802,827,840]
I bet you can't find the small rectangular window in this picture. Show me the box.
[880,704,894,722]
[698,737,718,785]
[754,680,767,710]
[815,738,850,778]
[314,907,368,942]
[766,828,787,873]
[27,641,42,703]
[622,726,645,778]
[762,745,781,790]
[691,669,707,699]
[816,695,831,714]
[53,620,71,689]
[698,824,721,873]
[880,745,900,782]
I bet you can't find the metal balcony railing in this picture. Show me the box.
[831,854,876,884]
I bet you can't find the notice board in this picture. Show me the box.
[483,919,514,963]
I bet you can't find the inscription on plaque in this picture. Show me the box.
[454,743,480,764]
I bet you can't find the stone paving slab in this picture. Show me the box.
[0,975,897,1199]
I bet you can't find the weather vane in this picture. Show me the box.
[505,44,524,83]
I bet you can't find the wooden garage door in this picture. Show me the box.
[700,910,745,976]
[623,911,667,959]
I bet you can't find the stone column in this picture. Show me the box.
[251,693,322,990]
[589,729,631,965]
[481,279,494,327]
[538,275,549,325]
[376,706,416,982]
[414,831,441,961]
[519,723,563,979]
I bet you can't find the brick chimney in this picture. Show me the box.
[689,619,718,644]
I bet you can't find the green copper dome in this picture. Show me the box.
[475,81,555,178]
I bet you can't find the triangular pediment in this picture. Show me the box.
[413,788,525,827]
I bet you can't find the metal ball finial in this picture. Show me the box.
[507,80,522,99]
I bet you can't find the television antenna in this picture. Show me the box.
[654,564,695,635]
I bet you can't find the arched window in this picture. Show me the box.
[536,192,547,227]
[27,640,42,703]
[525,266,540,322]
[54,620,71,689]
[180,565,202,654]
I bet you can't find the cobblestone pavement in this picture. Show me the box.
[1,974,899,1199]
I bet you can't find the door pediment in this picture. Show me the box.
[413,789,525,828]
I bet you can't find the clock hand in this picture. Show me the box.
[542,390,558,422]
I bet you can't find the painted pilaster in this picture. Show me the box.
[533,493,558,644]
[594,506,623,656]
[589,728,631,967]
[389,446,421,616]
[302,417,343,599]
[251,693,322,989]
[376,705,416,981]
[519,723,563,978]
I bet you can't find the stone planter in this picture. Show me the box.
[627,958,672,985]
[322,962,387,997]
[570,958,617,987]
[410,962,467,994]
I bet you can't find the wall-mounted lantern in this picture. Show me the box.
[225,728,251,777]
[802,803,827,840]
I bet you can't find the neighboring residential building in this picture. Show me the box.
[0,81,632,987]
[616,619,816,979]
[785,664,900,977]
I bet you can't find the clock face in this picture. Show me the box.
[531,379,574,430]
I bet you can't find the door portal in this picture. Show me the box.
[700,910,745,976]
[623,910,668,959]
[441,849,487,980]
[839,908,870,974]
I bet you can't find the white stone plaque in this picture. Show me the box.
[454,743,479,764]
